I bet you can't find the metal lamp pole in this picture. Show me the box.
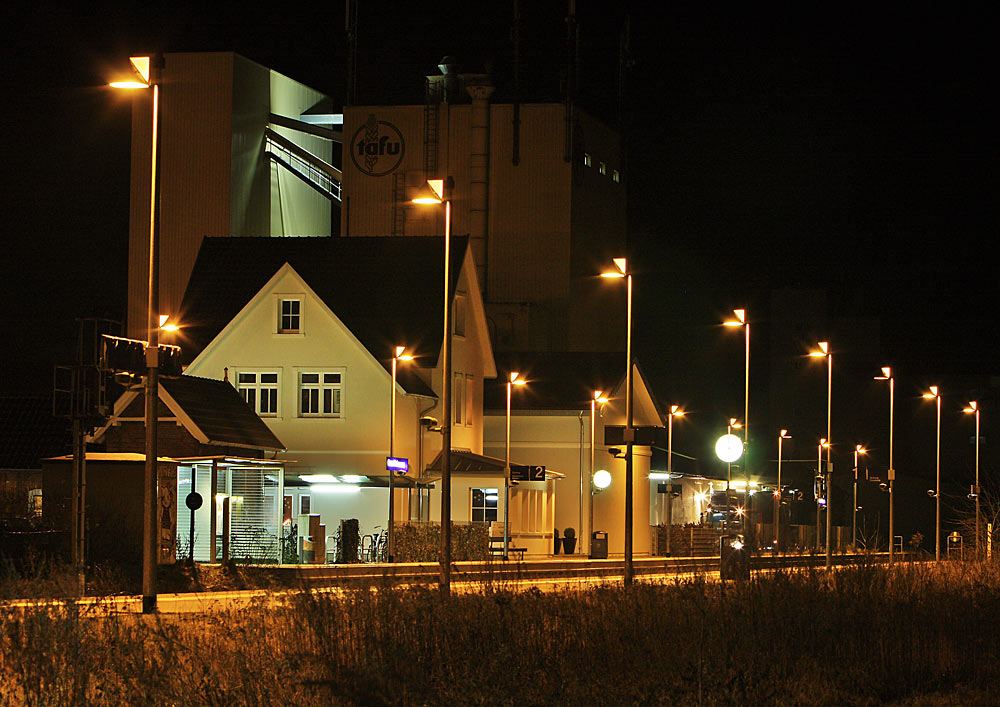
[810,342,833,568]
[923,386,942,561]
[724,310,750,544]
[601,258,633,586]
[853,445,867,551]
[111,55,162,614]
[775,429,790,553]
[388,346,413,562]
[816,439,829,552]
[665,405,685,555]
[964,401,980,557]
[412,177,454,591]
[589,391,607,556]
[875,368,895,562]
[504,372,526,560]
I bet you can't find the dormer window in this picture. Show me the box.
[279,299,301,333]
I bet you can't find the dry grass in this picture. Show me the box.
[3,559,1000,705]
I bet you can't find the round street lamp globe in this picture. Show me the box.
[715,434,744,463]
[593,469,612,490]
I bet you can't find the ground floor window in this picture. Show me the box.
[471,487,499,523]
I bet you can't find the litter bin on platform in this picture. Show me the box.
[590,531,608,559]
[720,533,749,580]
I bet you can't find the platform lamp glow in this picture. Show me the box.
[387,346,414,563]
[111,55,162,614]
[874,367,896,562]
[853,445,867,551]
[504,372,527,560]
[601,257,635,586]
[588,391,609,555]
[963,401,981,557]
[411,176,455,592]
[665,405,685,555]
[775,429,791,553]
[809,342,834,568]
[923,386,942,561]
[724,309,751,538]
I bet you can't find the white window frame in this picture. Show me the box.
[465,374,475,427]
[453,292,467,338]
[299,369,344,418]
[277,296,304,334]
[235,370,280,417]
[471,487,499,524]
[453,372,464,425]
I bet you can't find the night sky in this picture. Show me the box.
[2,4,996,541]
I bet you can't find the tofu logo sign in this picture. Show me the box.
[352,114,404,176]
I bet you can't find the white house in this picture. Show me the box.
[178,235,498,546]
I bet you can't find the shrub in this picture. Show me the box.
[393,522,489,562]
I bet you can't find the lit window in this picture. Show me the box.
[279,299,301,333]
[300,371,343,416]
[471,487,499,523]
[454,373,464,425]
[28,488,42,519]
[236,371,279,416]
[584,153,592,167]
[599,162,607,176]
[454,294,467,338]
[300,494,311,515]
[612,169,620,183]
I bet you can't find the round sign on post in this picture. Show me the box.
[715,434,744,463]
[185,492,203,511]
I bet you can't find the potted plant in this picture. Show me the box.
[562,527,577,554]
[553,528,561,554]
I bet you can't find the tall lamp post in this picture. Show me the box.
[724,309,751,544]
[816,438,830,552]
[601,257,634,586]
[388,346,413,562]
[589,390,608,556]
[412,177,454,592]
[963,401,981,557]
[853,445,867,551]
[111,55,161,614]
[504,372,527,559]
[874,367,895,562]
[775,429,791,553]
[923,385,942,561]
[665,405,685,555]
[809,342,833,568]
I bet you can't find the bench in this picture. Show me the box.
[489,536,527,560]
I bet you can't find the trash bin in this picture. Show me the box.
[590,531,608,559]
[720,533,749,580]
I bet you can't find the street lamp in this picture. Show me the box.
[412,176,454,592]
[874,367,896,562]
[665,405,685,555]
[588,390,608,556]
[504,372,527,560]
[816,438,830,552]
[775,429,791,553]
[387,346,413,563]
[923,385,942,561]
[601,257,634,586]
[853,445,867,551]
[724,309,751,543]
[963,401,981,557]
[809,342,834,568]
[112,55,161,614]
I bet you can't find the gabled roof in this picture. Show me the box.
[159,376,284,451]
[178,236,470,385]
[94,376,284,452]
